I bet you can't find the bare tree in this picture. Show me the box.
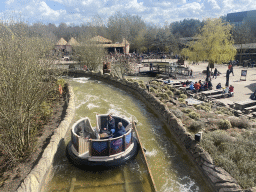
[0,22,59,162]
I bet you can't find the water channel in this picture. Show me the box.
[44,76,212,192]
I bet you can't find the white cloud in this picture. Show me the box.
[6,0,15,5]
[2,0,256,25]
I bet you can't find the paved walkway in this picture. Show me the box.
[139,59,256,105]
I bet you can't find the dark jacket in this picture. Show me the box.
[114,126,126,138]
[108,118,115,133]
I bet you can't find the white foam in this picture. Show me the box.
[72,77,90,83]
[87,103,99,110]
[145,148,158,157]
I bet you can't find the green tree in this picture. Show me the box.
[181,18,236,66]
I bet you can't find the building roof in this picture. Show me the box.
[90,35,112,43]
[56,38,67,45]
[67,37,79,46]
[234,43,256,49]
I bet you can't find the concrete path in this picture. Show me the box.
[138,59,256,105]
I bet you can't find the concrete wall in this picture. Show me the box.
[16,84,75,192]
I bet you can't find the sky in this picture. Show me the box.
[0,0,256,26]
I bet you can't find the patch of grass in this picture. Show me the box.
[179,94,187,99]
[178,98,185,103]
[188,111,200,120]
[188,121,203,133]
[201,130,256,189]
[216,107,233,116]
[149,87,158,94]
[229,116,252,129]
[182,108,193,113]
[166,90,174,97]
[218,119,232,130]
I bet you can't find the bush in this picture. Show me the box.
[179,94,187,99]
[166,90,174,97]
[175,90,181,95]
[178,98,185,103]
[201,130,256,188]
[149,87,157,94]
[218,119,232,130]
[40,101,53,120]
[201,105,211,112]
[188,111,200,120]
[139,83,146,89]
[157,92,170,100]
[162,85,168,90]
[182,108,193,113]
[57,78,66,88]
[170,108,183,118]
[216,107,233,116]
[229,116,252,129]
[188,121,203,133]
[194,105,201,110]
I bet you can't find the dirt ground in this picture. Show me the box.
[0,95,66,192]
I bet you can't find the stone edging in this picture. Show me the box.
[74,70,245,192]
[16,84,75,192]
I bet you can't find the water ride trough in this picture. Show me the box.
[66,114,139,167]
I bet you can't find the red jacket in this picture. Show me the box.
[194,83,201,90]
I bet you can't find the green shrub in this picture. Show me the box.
[159,93,170,100]
[162,85,168,90]
[188,121,203,133]
[179,94,187,99]
[57,78,66,88]
[170,109,183,118]
[229,116,252,129]
[218,119,232,130]
[139,83,146,89]
[201,105,211,112]
[150,80,158,85]
[215,111,223,114]
[216,107,233,115]
[182,108,193,113]
[175,90,181,95]
[178,98,185,103]
[40,101,53,120]
[188,111,200,120]
[149,87,158,94]
[201,130,256,188]
[166,90,174,97]
[194,105,201,110]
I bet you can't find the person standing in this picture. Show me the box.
[225,69,230,87]
[230,64,234,76]
[214,68,218,79]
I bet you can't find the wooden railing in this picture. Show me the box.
[89,129,132,157]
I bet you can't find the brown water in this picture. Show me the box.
[43,77,212,192]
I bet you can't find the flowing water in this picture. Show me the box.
[44,76,212,192]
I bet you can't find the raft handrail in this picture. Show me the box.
[89,128,133,156]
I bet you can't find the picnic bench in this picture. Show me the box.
[200,89,223,96]
[207,93,230,100]
[234,99,256,111]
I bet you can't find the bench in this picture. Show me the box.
[201,90,223,96]
[207,93,229,100]
[244,105,256,113]
[234,100,256,110]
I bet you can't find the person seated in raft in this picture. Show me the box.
[101,114,116,135]
[114,122,126,138]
